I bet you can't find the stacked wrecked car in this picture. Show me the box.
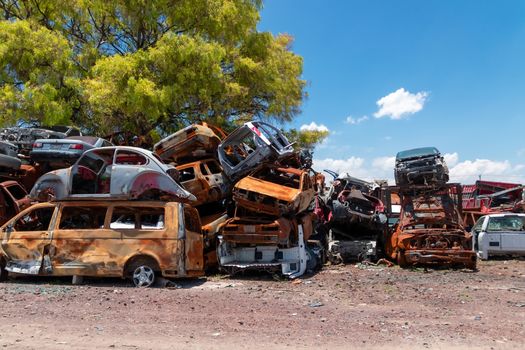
[314,173,388,263]
[385,147,476,269]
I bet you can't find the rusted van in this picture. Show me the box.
[0,201,210,286]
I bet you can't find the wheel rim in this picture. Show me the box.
[132,266,155,287]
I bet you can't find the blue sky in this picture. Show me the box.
[258,0,525,184]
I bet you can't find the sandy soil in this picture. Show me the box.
[0,259,524,349]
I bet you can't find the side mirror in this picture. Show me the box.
[5,224,13,234]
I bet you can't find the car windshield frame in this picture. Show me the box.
[396,147,440,161]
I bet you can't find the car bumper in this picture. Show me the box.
[404,249,476,265]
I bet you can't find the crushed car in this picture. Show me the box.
[154,123,226,164]
[394,147,449,187]
[218,121,294,182]
[385,183,477,269]
[31,136,114,169]
[0,140,21,171]
[0,200,225,286]
[1,126,82,157]
[316,173,388,263]
[29,146,195,202]
[232,166,316,217]
[176,158,230,206]
[217,212,320,278]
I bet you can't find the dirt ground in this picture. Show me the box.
[0,259,524,350]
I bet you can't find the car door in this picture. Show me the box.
[1,204,57,274]
[484,217,502,252]
[499,216,525,253]
[50,204,118,276]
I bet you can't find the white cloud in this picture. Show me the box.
[372,156,396,173]
[300,122,329,132]
[313,157,366,178]
[345,115,369,125]
[374,88,428,119]
[444,152,459,167]
[313,156,395,183]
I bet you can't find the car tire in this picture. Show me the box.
[127,257,158,288]
[0,263,8,282]
[397,251,408,268]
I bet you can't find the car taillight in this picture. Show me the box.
[69,144,83,150]
[33,142,43,148]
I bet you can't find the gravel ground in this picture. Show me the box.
[0,259,524,349]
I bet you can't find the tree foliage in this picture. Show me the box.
[0,0,305,136]
[285,128,329,151]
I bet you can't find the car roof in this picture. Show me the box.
[484,213,525,218]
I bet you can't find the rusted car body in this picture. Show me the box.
[233,166,315,216]
[0,181,31,226]
[0,201,213,286]
[154,123,225,164]
[176,159,229,206]
[220,215,309,247]
[218,121,294,182]
[217,213,316,278]
[29,146,195,203]
[385,184,476,269]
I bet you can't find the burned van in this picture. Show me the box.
[0,201,210,286]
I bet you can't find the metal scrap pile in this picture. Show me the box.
[314,173,388,263]
[154,121,322,277]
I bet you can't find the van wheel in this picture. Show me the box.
[127,258,158,288]
[397,251,408,268]
[0,263,8,282]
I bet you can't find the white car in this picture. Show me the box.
[472,213,525,260]
[30,146,196,202]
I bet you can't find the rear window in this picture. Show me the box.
[110,207,165,230]
[115,150,147,165]
[487,216,525,232]
[59,206,107,229]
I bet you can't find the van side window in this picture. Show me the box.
[179,167,195,182]
[110,207,165,230]
[200,163,209,175]
[14,207,55,232]
[59,207,107,229]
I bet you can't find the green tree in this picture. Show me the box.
[0,0,306,137]
[285,128,329,151]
